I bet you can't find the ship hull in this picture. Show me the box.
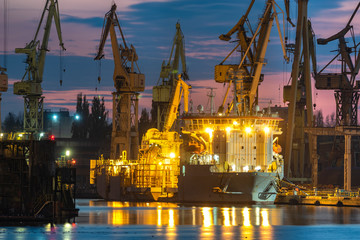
[96,173,156,201]
[178,165,278,204]
[96,164,278,204]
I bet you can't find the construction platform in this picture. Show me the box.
[275,189,360,207]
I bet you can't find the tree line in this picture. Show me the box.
[313,110,336,127]
[71,93,111,140]
[2,94,111,141]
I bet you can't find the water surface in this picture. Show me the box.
[1,199,360,239]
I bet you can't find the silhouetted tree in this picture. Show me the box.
[314,110,324,127]
[138,108,152,143]
[89,96,110,140]
[3,112,23,132]
[150,101,157,128]
[72,93,90,139]
[325,112,336,127]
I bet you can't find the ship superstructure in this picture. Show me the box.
[91,0,287,203]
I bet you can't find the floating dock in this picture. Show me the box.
[275,189,360,207]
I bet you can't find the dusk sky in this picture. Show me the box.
[0,0,359,120]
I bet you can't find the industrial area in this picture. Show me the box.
[1,0,360,225]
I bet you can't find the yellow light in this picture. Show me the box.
[201,207,213,227]
[65,150,71,157]
[205,128,213,139]
[169,209,175,227]
[222,208,231,226]
[157,208,162,226]
[245,127,251,133]
[205,128,213,134]
[226,127,231,133]
[170,152,176,158]
[242,207,251,227]
[233,120,239,125]
[261,209,270,227]
[159,162,162,166]
[264,126,270,134]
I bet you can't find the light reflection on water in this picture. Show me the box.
[78,199,360,226]
[2,200,360,239]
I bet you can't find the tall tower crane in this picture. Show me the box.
[283,0,317,179]
[14,0,65,133]
[153,22,188,131]
[95,4,145,159]
[315,2,360,126]
[0,67,8,132]
[215,0,288,115]
[0,0,8,130]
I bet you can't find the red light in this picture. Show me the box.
[71,159,76,165]
[50,135,55,141]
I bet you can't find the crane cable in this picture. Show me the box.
[59,46,63,86]
[96,60,102,92]
[2,0,8,70]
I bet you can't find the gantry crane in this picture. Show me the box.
[0,0,9,131]
[95,4,145,160]
[215,0,288,115]
[283,0,317,179]
[140,73,190,164]
[0,67,8,131]
[14,0,65,132]
[315,2,360,126]
[153,22,189,131]
[306,2,360,190]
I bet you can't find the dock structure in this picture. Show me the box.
[275,188,360,207]
[0,133,78,224]
[305,126,360,191]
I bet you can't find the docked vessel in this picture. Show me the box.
[177,114,284,204]
[90,0,287,204]
[91,112,284,204]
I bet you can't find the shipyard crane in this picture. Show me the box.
[0,67,8,131]
[153,22,189,131]
[315,2,360,126]
[95,4,145,160]
[283,17,317,179]
[140,74,190,163]
[215,0,288,115]
[307,2,360,191]
[0,0,9,131]
[14,0,65,132]
[282,0,316,180]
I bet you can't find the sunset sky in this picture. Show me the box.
[0,0,359,120]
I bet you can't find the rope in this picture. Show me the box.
[3,0,8,69]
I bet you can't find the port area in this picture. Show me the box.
[275,188,360,207]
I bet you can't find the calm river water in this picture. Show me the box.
[1,199,360,239]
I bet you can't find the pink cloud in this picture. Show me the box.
[311,0,360,39]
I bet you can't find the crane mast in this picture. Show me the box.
[14,0,65,132]
[314,2,360,126]
[95,4,145,159]
[215,0,288,115]
[153,22,188,131]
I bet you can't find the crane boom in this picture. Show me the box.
[215,0,288,115]
[163,75,191,132]
[14,0,65,132]
[94,4,145,160]
[95,4,144,93]
[317,2,360,45]
[153,22,189,131]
